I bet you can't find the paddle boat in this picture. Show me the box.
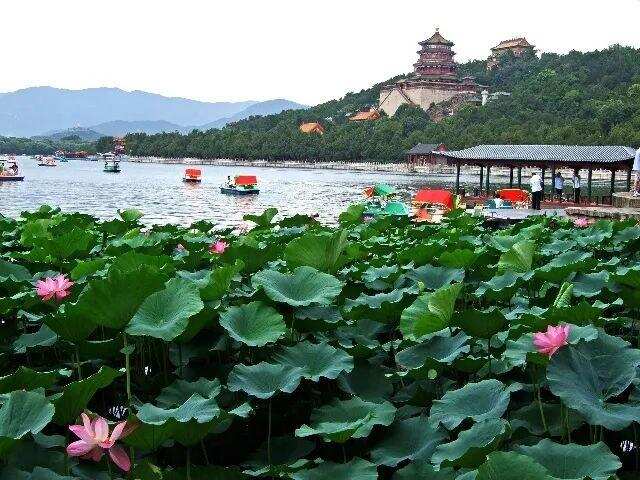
[220,175,259,195]
[37,156,57,167]
[493,188,530,209]
[0,158,24,181]
[103,154,121,173]
[412,189,456,223]
[183,168,202,183]
[362,183,409,220]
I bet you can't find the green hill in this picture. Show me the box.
[124,45,640,162]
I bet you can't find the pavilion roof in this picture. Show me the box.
[492,37,534,50]
[420,29,454,46]
[406,143,443,155]
[441,145,636,167]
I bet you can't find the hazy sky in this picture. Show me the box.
[2,0,640,105]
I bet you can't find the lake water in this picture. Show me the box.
[0,157,621,226]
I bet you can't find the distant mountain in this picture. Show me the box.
[0,87,307,137]
[36,126,103,142]
[0,87,258,137]
[197,99,309,130]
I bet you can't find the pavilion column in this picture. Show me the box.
[517,167,522,188]
[626,168,632,191]
[486,165,491,193]
[509,167,514,188]
[609,169,616,204]
[541,168,546,201]
[587,168,593,202]
[455,161,461,194]
[479,166,484,195]
[551,165,556,200]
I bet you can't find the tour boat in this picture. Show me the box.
[103,155,121,173]
[183,168,202,183]
[0,158,24,181]
[362,183,408,219]
[412,189,455,223]
[220,175,259,195]
[37,156,57,167]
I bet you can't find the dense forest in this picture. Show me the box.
[0,135,95,155]
[4,46,640,162]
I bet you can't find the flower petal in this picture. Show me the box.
[69,425,95,444]
[109,421,127,442]
[93,417,109,443]
[67,440,94,457]
[109,445,131,472]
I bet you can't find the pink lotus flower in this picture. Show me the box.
[209,240,228,254]
[67,413,133,472]
[36,274,74,301]
[533,324,571,358]
[573,217,589,228]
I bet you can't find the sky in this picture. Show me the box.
[2,0,640,106]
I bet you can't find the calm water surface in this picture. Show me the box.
[1,158,474,226]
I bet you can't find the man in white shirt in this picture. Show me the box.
[572,170,581,204]
[633,147,640,197]
[530,171,543,210]
[554,172,564,201]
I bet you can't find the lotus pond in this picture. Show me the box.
[1,204,640,479]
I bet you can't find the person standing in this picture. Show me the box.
[633,147,640,197]
[530,171,543,210]
[572,170,581,204]
[554,172,564,201]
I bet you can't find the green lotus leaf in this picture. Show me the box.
[228,362,303,399]
[393,463,456,480]
[272,341,353,381]
[136,394,221,425]
[244,208,278,227]
[476,452,551,480]
[219,301,286,347]
[453,308,506,339]
[0,367,66,394]
[536,250,596,283]
[295,396,395,443]
[69,258,108,281]
[345,288,414,323]
[67,265,168,330]
[337,362,393,402]
[362,264,399,286]
[402,264,465,291]
[13,325,57,353]
[475,271,532,299]
[243,436,315,477]
[546,331,640,430]
[430,379,518,430]
[439,248,478,269]
[516,439,621,480]
[612,264,640,289]
[52,366,122,425]
[284,229,350,273]
[291,458,377,480]
[294,305,343,331]
[400,283,462,339]
[0,390,54,448]
[0,260,31,283]
[252,266,342,307]
[571,271,610,298]
[370,416,446,466]
[126,278,204,341]
[396,331,470,370]
[156,378,221,407]
[575,221,613,247]
[432,419,508,468]
[510,402,583,437]
[497,240,534,273]
[0,467,78,480]
[118,208,144,222]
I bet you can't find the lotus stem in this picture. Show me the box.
[124,335,132,411]
[267,399,272,465]
[532,366,548,434]
[74,347,82,380]
[186,447,191,480]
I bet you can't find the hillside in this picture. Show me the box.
[0,87,305,137]
[197,99,309,130]
[124,46,640,162]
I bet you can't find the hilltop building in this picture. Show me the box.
[487,38,535,70]
[349,108,381,122]
[299,122,325,135]
[379,29,483,118]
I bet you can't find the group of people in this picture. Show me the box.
[529,170,582,210]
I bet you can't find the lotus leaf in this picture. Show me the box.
[291,458,377,480]
[400,283,462,339]
[432,419,508,468]
[272,341,353,381]
[227,362,303,399]
[252,266,342,307]
[219,301,286,347]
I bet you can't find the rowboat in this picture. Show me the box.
[413,189,456,223]
[183,168,202,183]
[362,183,408,219]
[0,158,24,181]
[220,175,259,195]
[38,156,57,167]
[103,156,121,173]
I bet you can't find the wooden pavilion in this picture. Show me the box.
[436,145,637,203]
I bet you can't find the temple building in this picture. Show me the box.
[487,37,535,70]
[299,122,325,135]
[379,29,483,117]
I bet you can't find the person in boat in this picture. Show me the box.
[227,176,233,187]
[530,171,543,210]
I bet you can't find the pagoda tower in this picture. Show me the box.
[413,29,458,81]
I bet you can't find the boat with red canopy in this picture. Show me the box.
[496,188,530,208]
[412,189,456,223]
[183,168,202,183]
[220,175,260,195]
